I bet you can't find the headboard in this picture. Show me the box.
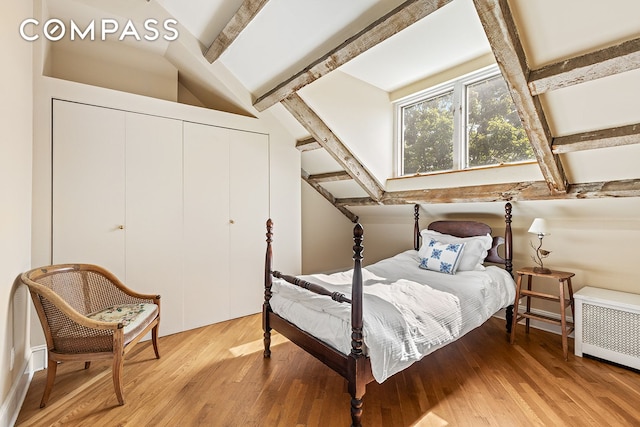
[413,203,513,274]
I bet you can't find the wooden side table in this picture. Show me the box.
[510,267,575,360]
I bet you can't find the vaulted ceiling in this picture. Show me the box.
[43,0,640,221]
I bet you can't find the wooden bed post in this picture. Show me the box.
[413,204,420,251]
[503,202,513,275]
[349,223,365,427]
[263,219,273,358]
[503,203,514,333]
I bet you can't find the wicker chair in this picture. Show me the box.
[21,264,161,408]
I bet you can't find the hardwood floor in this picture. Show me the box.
[17,314,640,426]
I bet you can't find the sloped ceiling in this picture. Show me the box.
[43,0,640,220]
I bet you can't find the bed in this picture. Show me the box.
[262,203,514,426]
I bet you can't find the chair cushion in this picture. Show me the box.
[87,303,159,345]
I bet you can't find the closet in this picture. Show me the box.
[183,121,269,327]
[52,100,269,335]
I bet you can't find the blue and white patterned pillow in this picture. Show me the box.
[419,238,465,275]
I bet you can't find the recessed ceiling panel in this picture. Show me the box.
[541,68,640,137]
[220,0,405,94]
[560,145,640,184]
[339,0,491,92]
[301,149,343,175]
[320,180,370,199]
[510,0,640,69]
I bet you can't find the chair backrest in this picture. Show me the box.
[22,264,141,354]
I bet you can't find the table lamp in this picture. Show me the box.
[528,218,551,274]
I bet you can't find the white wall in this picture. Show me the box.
[0,1,34,425]
[299,70,392,187]
[47,40,179,103]
[301,181,353,274]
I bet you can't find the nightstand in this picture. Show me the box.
[510,267,575,360]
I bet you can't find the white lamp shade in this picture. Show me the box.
[528,218,550,236]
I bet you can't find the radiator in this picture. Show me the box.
[574,286,640,370]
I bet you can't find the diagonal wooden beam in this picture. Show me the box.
[472,0,568,194]
[282,93,385,202]
[529,37,640,96]
[204,0,271,63]
[552,122,640,154]
[253,0,452,111]
[302,169,358,222]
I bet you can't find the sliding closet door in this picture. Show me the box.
[183,123,269,324]
[183,122,231,329]
[228,131,269,319]
[52,100,126,278]
[125,112,184,335]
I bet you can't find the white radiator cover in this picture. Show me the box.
[574,286,640,370]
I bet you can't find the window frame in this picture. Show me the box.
[395,64,521,177]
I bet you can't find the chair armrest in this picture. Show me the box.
[92,266,161,305]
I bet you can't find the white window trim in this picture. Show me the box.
[394,64,503,177]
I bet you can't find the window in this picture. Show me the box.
[396,65,534,176]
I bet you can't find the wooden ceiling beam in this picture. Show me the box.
[204,0,271,63]
[552,122,640,154]
[253,0,452,112]
[335,197,376,207]
[309,171,352,183]
[569,179,640,199]
[381,181,551,204]
[302,169,358,222]
[282,93,385,202]
[296,138,322,152]
[529,37,640,96]
[334,179,640,206]
[473,0,568,194]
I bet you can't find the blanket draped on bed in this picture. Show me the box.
[270,269,462,382]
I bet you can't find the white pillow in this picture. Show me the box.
[419,239,465,275]
[419,229,492,271]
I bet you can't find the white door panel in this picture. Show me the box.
[52,100,126,278]
[125,112,184,335]
[229,131,269,319]
[183,122,231,329]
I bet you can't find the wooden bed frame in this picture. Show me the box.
[263,202,513,426]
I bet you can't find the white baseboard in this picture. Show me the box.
[0,357,33,427]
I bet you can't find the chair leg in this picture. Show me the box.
[84,361,91,369]
[152,324,160,359]
[40,358,58,408]
[112,351,125,406]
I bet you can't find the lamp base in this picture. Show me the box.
[533,267,552,274]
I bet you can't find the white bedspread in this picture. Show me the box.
[269,250,516,383]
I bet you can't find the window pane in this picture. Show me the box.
[467,75,534,168]
[402,91,454,174]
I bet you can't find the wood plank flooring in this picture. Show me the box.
[16,314,640,426]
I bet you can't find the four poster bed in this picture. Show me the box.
[262,203,514,426]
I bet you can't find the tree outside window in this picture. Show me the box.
[402,91,453,174]
[398,66,534,176]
